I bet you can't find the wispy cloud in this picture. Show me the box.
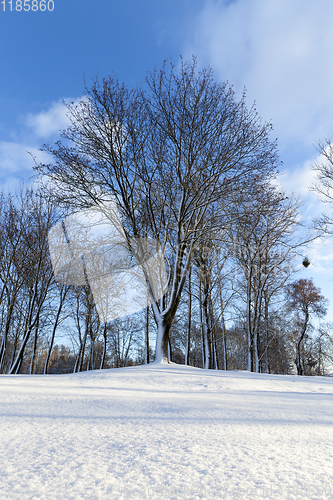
[0,141,48,173]
[0,99,76,191]
[25,99,72,139]
[184,0,333,150]
[0,141,51,192]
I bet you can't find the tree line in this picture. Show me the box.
[1,58,333,376]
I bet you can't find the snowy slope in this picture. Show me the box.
[0,363,333,500]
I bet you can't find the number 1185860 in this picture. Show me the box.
[1,0,54,10]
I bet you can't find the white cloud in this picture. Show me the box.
[0,98,78,191]
[0,141,50,174]
[0,141,51,190]
[184,0,333,150]
[25,99,72,139]
[277,156,318,197]
[308,236,333,274]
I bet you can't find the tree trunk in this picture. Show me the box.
[9,330,19,374]
[145,305,150,365]
[209,294,218,370]
[44,291,66,374]
[200,259,212,370]
[264,294,269,374]
[10,327,32,374]
[296,310,309,376]
[0,296,17,373]
[246,279,252,371]
[219,284,227,371]
[10,291,40,375]
[79,328,87,371]
[168,337,172,362]
[185,268,192,366]
[29,324,39,375]
[154,316,172,363]
[202,292,212,369]
[100,324,107,370]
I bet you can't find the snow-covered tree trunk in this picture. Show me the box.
[154,316,173,363]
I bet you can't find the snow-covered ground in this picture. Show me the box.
[0,363,332,500]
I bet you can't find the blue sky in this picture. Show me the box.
[1,0,333,320]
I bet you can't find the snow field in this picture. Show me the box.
[0,363,332,499]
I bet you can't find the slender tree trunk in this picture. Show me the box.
[209,294,218,370]
[10,291,39,374]
[0,297,17,373]
[100,324,107,370]
[10,326,32,374]
[145,305,150,365]
[0,327,8,374]
[168,337,172,362]
[90,333,95,370]
[79,328,87,371]
[200,259,212,370]
[185,268,192,366]
[252,280,264,373]
[0,338,5,374]
[202,285,211,369]
[253,320,259,373]
[29,319,39,375]
[221,309,227,371]
[264,294,269,374]
[44,324,56,375]
[74,345,82,373]
[198,278,205,368]
[296,311,309,376]
[246,279,252,371]
[219,284,227,371]
[9,330,19,374]
[73,301,83,373]
[44,288,67,375]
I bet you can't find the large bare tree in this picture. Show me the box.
[36,58,279,363]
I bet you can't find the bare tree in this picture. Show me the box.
[35,58,279,363]
[286,279,327,375]
[311,139,333,230]
[71,284,99,372]
[44,283,70,374]
[227,180,308,372]
[0,193,27,372]
[8,189,57,374]
[0,189,59,374]
[314,323,333,375]
[108,316,141,368]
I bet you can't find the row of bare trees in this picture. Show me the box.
[1,58,333,375]
[0,182,332,376]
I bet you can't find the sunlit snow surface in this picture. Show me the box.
[0,364,333,499]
